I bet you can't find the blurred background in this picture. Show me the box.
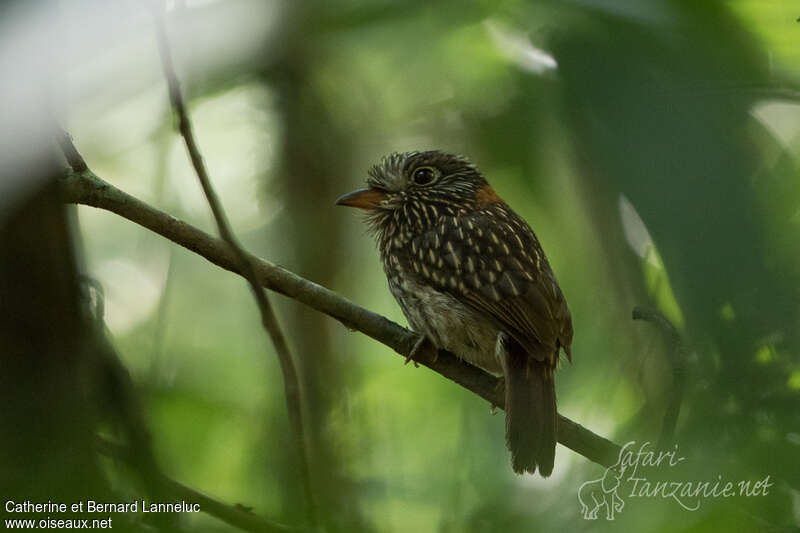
[2,0,800,531]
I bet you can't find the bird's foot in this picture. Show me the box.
[490,377,505,413]
[494,376,506,394]
[405,335,435,368]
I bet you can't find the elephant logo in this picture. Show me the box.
[578,462,627,520]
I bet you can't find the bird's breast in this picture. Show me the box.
[386,271,503,375]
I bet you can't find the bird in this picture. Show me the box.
[335,150,572,476]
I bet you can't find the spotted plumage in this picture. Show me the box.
[337,150,573,476]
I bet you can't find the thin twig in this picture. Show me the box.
[56,127,88,172]
[96,438,311,533]
[632,306,687,448]
[149,8,319,526]
[61,166,623,468]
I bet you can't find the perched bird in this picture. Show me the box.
[336,151,572,476]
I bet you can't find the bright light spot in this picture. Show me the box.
[788,370,800,390]
[94,259,166,334]
[752,101,800,153]
[720,303,736,321]
[619,194,659,266]
[485,20,557,74]
[168,84,280,230]
[754,345,773,364]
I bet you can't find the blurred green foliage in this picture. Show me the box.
[62,0,800,531]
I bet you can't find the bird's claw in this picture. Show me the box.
[405,336,435,368]
[491,377,505,413]
[494,377,506,394]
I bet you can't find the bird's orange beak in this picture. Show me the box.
[335,187,387,210]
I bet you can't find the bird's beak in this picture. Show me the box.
[335,187,387,210]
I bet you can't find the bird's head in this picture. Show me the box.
[336,151,494,241]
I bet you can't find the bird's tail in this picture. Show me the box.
[502,343,557,477]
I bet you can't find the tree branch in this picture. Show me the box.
[56,127,88,172]
[61,167,622,468]
[88,306,305,533]
[149,7,319,526]
[96,438,310,533]
[632,306,687,448]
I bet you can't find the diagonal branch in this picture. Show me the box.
[86,301,306,533]
[633,306,687,448]
[149,7,319,526]
[61,166,623,469]
[96,438,311,533]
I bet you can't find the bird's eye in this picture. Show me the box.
[412,166,437,186]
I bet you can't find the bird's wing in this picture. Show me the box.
[399,206,572,363]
